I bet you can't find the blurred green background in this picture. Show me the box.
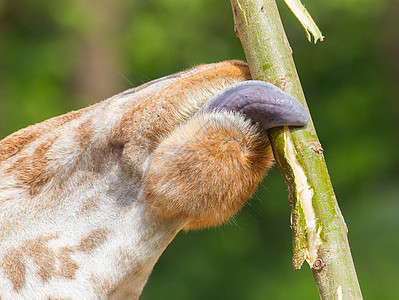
[1,0,398,298]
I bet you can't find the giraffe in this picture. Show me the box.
[0,60,308,299]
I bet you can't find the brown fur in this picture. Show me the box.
[118,60,250,144]
[24,236,58,282]
[0,109,87,162]
[1,231,109,292]
[1,235,58,291]
[144,112,274,229]
[6,135,58,196]
[77,228,109,254]
[55,247,79,280]
[90,274,114,296]
[78,195,100,215]
[74,119,96,148]
[1,249,25,292]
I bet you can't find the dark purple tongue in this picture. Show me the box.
[199,80,309,130]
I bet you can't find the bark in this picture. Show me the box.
[229,0,363,299]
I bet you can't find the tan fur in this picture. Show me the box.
[1,249,25,292]
[144,111,273,229]
[1,230,109,292]
[2,235,59,291]
[6,135,58,196]
[90,274,114,296]
[0,109,86,162]
[78,195,100,215]
[0,60,276,298]
[56,247,79,280]
[77,228,109,254]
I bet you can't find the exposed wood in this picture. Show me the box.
[229,0,363,298]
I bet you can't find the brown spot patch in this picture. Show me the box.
[77,228,109,254]
[1,248,26,292]
[55,247,79,280]
[0,234,81,291]
[23,235,58,283]
[75,119,95,147]
[6,135,58,196]
[0,108,88,163]
[90,274,114,296]
[0,219,16,241]
[78,195,99,215]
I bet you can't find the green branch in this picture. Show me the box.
[229,0,363,299]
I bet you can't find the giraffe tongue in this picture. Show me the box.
[199,80,309,130]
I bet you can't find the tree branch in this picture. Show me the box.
[229,0,363,299]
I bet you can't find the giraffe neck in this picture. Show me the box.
[0,101,182,296]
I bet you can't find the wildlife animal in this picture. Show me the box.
[0,60,308,299]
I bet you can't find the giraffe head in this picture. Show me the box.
[0,60,307,298]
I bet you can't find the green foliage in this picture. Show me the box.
[1,0,398,298]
